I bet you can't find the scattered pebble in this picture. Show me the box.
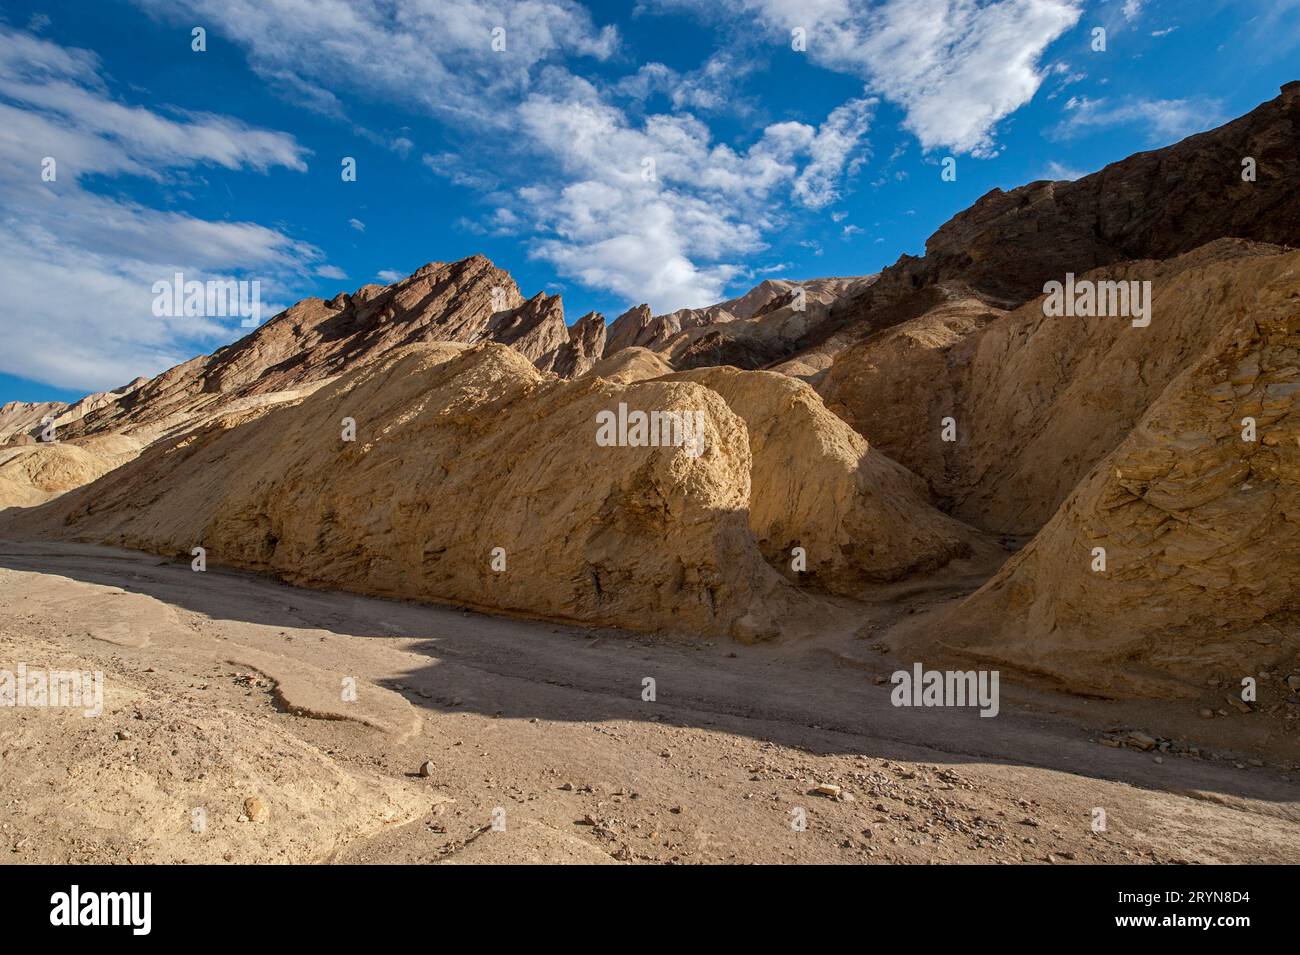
[243,796,270,823]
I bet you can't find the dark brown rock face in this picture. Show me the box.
[601,280,827,360]
[49,255,588,445]
[600,278,878,377]
[602,304,655,357]
[484,290,569,364]
[540,311,607,377]
[206,254,552,397]
[825,82,1300,340]
[922,82,1300,305]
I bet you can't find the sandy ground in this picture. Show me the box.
[1,539,1297,865]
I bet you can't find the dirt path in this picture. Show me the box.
[1,540,1296,864]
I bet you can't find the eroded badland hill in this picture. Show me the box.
[2,84,1299,864]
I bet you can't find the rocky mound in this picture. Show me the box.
[0,376,151,445]
[582,347,675,384]
[7,343,798,638]
[6,337,990,638]
[665,366,994,593]
[819,290,1007,490]
[824,240,1295,537]
[54,256,603,444]
[0,256,613,508]
[654,278,875,374]
[0,444,118,508]
[913,245,1300,697]
[602,279,799,357]
[0,401,66,443]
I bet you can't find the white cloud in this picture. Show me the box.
[316,265,348,280]
[127,0,880,312]
[1045,66,1087,99]
[0,26,318,391]
[0,29,307,180]
[131,0,619,127]
[512,85,874,308]
[792,97,875,207]
[853,0,1081,156]
[458,206,525,237]
[615,51,759,114]
[671,52,754,111]
[1053,95,1225,143]
[658,0,1081,157]
[1041,159,1085,180]
[348,218,366,232]
[376,269,405,283]
[422,150,499,192]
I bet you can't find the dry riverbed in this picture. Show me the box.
[1,540,1297,864]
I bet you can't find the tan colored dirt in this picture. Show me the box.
[2,542,1296,865]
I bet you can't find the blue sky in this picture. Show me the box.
[2,0,1297,406]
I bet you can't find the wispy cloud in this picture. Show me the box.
[0,27,307,179]
[1052,94,1225,144]
[133,0,878,311]
[131,0,619,127]
[655,0,1082,158]
[0,25,318,391]
[1041,159,1086,180]
[614,50,759,115]
[515,77,874,307]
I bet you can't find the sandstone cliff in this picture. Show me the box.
[822,240,1293,535]
[924,246,1300,697]
[540,311,607,378]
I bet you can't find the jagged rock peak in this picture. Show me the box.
[538,310,607,378]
